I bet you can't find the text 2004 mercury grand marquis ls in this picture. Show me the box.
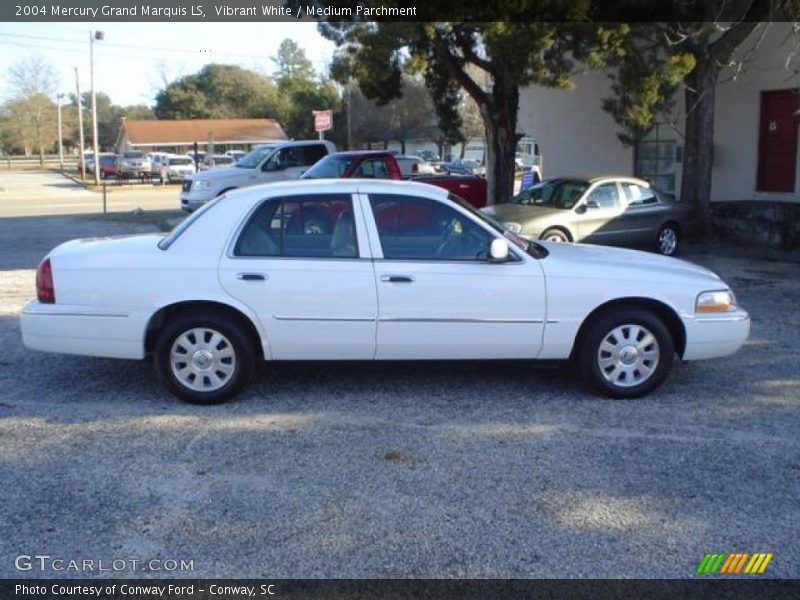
[21,180,750,404]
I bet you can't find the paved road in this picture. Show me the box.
[0,215,798,579]
[0,170,180,217]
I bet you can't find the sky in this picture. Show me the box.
[0,22,337,106]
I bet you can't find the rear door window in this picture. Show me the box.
[235,194,358,259]
[622,183,659,207]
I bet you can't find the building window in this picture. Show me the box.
[635,123,676,193]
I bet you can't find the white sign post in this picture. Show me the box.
[313,110,333,140]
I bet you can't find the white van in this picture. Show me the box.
[180,140,335,212]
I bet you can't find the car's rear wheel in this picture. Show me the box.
[579,309,674,399]
[540,228,570,243]
[154,311,256,404]
[655,223,680,256]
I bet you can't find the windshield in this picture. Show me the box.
[235,144,277,169]
[123,152,143,159]
[301,155,353,179]
[168,157,192,166]
[509,179,589,209]
[447,193,546,258]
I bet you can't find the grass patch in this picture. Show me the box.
[81,209,186,231]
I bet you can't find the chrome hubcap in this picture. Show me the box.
[659,228,677,255]
[597,324,660,388]
[545,233,566,243]
[170,327,236,392]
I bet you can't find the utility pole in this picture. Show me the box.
[346,86,351,151]
[89,30,104,185]
[75,67,86,182]
[56,93,64,170]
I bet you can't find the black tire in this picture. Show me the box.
[655,223,680,256]
[154,310,256,404]
[540,227,570,243]
[578,308,674,399]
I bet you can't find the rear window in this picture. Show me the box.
[302,144,329,165]
[301,155,354,179]
[158,199,219,250]
[123,152,143,159]
[168,157,194,166]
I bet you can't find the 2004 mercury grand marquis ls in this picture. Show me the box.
[22,180,749,404]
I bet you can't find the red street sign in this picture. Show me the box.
[313,110,332,132]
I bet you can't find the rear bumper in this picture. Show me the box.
[21,301,145,360]
[682,309,750,360]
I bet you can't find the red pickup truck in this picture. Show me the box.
[301,150,488,208]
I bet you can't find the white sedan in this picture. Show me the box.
[21,180,749,404]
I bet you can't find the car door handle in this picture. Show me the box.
[237,272,267,281]
[380,274,415,283]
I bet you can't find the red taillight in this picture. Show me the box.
[36,257,55,304]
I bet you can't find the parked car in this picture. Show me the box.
[186,151,207,164]
[97,154,118,179]
[22,180,748,405]
[201,154,235,171]
[83,152,95,173]
[300,151,488,208]
[225,150,246,161]
[441,158,484,176]
[148,153,169,176]
[84,152,115,178]
[415,150,440,162]
[180,140,335,212]
[482,176,693,256]
[116,150,151,177]
[158,155,196,183]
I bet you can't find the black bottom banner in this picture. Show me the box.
[3,579,800,600]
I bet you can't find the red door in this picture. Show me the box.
[757,90,798,193]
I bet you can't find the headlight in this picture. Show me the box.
[504,222,523,234]
[193,179,212,191]
[696,290,737,313]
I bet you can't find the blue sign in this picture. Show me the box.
[520,168,535,191]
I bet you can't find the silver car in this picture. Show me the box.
[116,151,151,177]
[482,176,693,256]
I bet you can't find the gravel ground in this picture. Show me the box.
[0,216,798,579]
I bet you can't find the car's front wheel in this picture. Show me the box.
[579,309,674,399]
[154,311,256,404]
[540,228,570,243]
[655,223,680,256]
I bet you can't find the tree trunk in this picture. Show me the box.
[680,57,719,239]
[459,139,467,159]
[482,84,519,206]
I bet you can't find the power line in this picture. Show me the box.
[0,31,331,65]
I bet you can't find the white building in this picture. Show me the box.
[517,22,800,202]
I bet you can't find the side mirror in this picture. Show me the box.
[575,204,587,215]
[489,238,510,262]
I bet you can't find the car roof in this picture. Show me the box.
[228,178,450,201]
[327,150,393,158]
[554,175,651,186]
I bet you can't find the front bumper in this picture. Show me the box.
[681,309,750,360]
[180,186,215,211]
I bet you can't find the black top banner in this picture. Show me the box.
[1,0,794,23]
